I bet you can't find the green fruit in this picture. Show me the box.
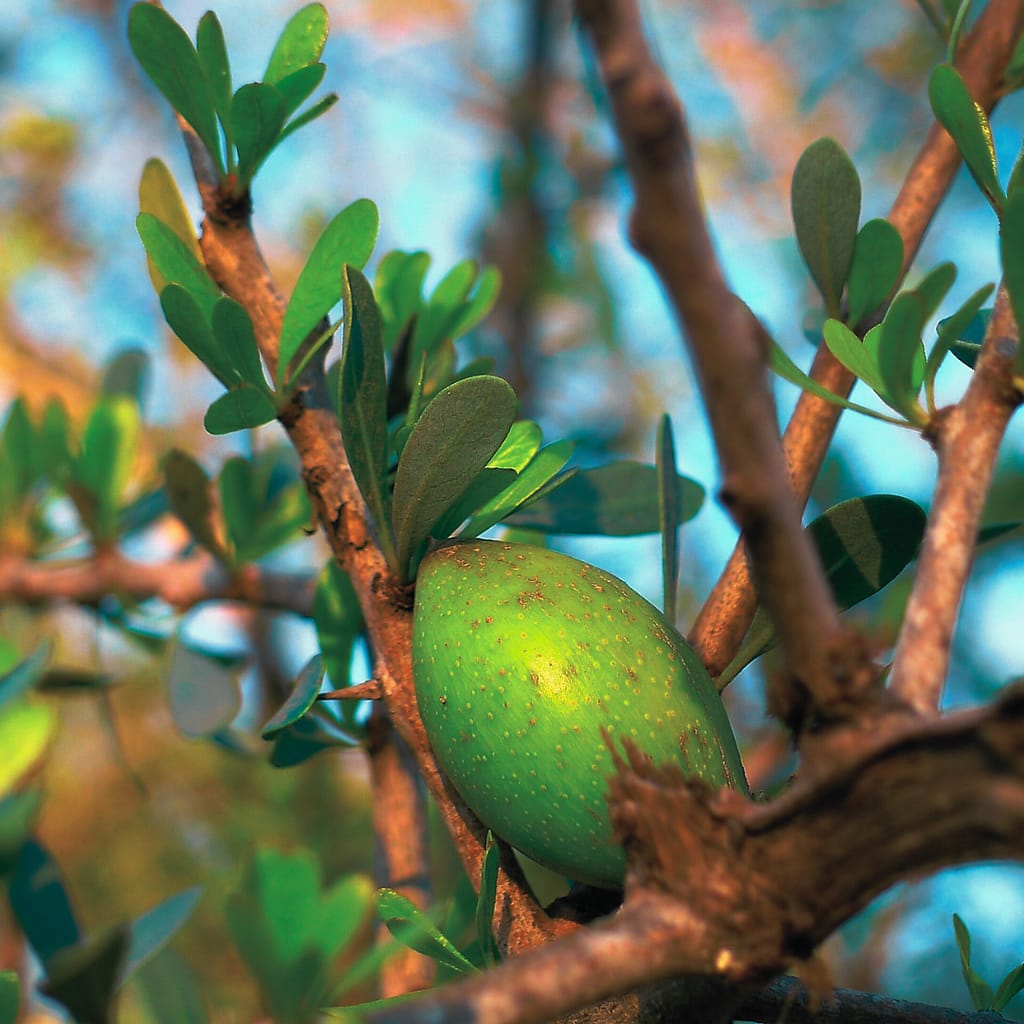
[412,540,747,889]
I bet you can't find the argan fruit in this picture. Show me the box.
[412,540,747,889]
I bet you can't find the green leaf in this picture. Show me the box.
[140,215,221,318]
[0,641,51,714]
[506,461,703,536]
[409,259,479,372]
[929,64,1004,208]
[0,791,43,874]
[268,709,356,767]
[135,950,209,1024]
[487,420,542,472]
[71,397,141,541]
[338,266,396,567]
[138,159,201,293]
[392,376,517,578]
[41,927,128,1024]
[876,292,928,424]
[460,442,575,539]
[159,285,234,385]
[913,261,957,322]
[128,4,223,173]
[657,415,680,623]
[278,199,380,386]
[273,63,326,118]
[846,218,904,327]
[120,888,203,986]
[231,82,288,187]
[312,562,365,720]
[8,839,81,962]
[163,449,226,559]
[264,3,329,85]
[167,637,242,738]
[377,250,430,351]
[433,468,517,539]
[823,319,886,395]
[790,137,862,317]
[1,399,38,500]
[719,495,927,686]
[204,386,278,435]
[475,838,500,968]
[40,398,71,480]
[376,889,477,975]
[102,348,150,405]
[993,962,1024,1012]
[211,297,270,391]
[1000,191,1024,373]
[449,265,501,339]
[195,12,232,128]
[262,655,326,739]
[0,971,18,1024]
[926,284,994,386]
[276,93,338,148]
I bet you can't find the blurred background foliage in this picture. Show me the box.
[0,0,1023,1020]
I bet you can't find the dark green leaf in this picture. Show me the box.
[392,376,517,577]
[211,297,269,390]
[475,838,500,968]
[1000,191,1024,373]
[138,159,202,294]
[875,292,927,424]
[846,218,904,326]
[278,199,380,386]
[929,64,1004,207]
[0,971,18,1024]
[823,319,885,395]
[195,12,232,127]
[268,709,356,766]
[276,93,339,148]
[264,3,329,84]
[41,927,128,1024]
[449,265,501,339]
[790,137,862,317]
[231,82,288,186]
[163,450,226,559]
[432,468,517,539]
[376,889,477,975]
[203,386,278,435]
[40,398,71,480]
[913,261,957,322]
[339,266,395,567]
[273,63,325,118]
[262,655,326,739]
[9,839,81,963]
[101,348,150,405]
[926,284,994,384]
[0,641,51,714]
[313,563,367,734]
[409,259,478,371]
[128,5,222,173]
[159,285,234,385]
[460,443,574,538]
[1008,141,1024,198]
[1,399,38,498]
[719,495,927,686]
[506,461,703,536]
[0,793,42,877]
[120,888,203,986]
[167,638,242,738]
[135,949,209,1024]
[657,415,680,624]
[993,962,1024,1012]
[140,216,221,319]
[377,250,430,351]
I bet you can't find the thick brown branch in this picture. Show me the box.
[688,0,1024,679]
[180,145,568,955]
[0,550,314,616]
[576,0,861,718]
[889,287,1023,711]
[363,686,1024,1024]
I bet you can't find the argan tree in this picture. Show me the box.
[1,1,1024,1023]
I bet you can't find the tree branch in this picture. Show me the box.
[0,549,314,616]
[362,684,1024,1024]
[889,286,1023,711]
[575,0,870,722]
[688,0,1024,679]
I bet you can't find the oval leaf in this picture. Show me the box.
[138,158,201,293]
[211,297,268,390]
[203,386,278,436]
[791,137,862,317]
[262,655,326,739]
[846,218,903,327]
[392,376,517,577]
[264,3,329,85]
[505,461,704,536]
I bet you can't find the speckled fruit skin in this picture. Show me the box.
[412,540,747,889]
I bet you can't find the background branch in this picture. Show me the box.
[688,0,1024,679]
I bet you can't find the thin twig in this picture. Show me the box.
[889,286,1023,711]
[689,0,1024,680]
